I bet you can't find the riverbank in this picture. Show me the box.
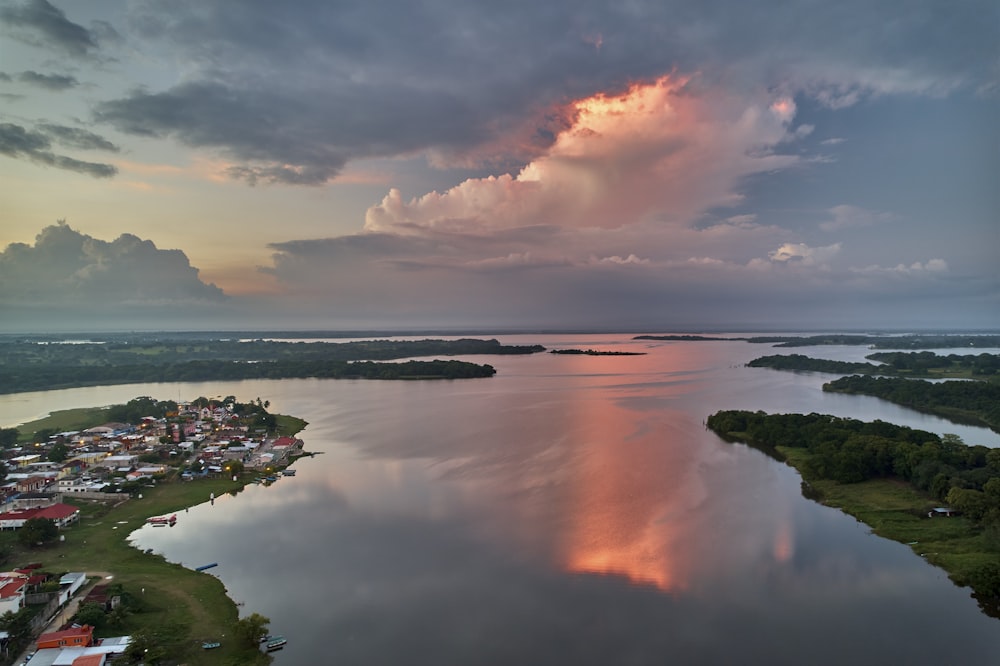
[22,475,273,664]
[4,415,310,664]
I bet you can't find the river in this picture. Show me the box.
[2,334,999,665]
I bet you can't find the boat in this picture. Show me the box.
[281,468,296,476]
[146,514,177,526]
[202,641,221,650]
[265,636,287,651]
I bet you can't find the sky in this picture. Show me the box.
[0,0,997,333]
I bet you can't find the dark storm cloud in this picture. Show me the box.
[94,0,996,185]
[0,222,227,309]
[0,122,118,177]
[0,0,98,55]
[18,70,78,90]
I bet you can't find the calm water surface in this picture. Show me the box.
[3,335,1000,665]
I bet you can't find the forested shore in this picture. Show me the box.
[0,338,545,394]
[706,410,1000,617]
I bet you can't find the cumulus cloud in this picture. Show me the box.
[0,122,118,177]
[365,78,800,234]
[0,222,226,315]
[766,242,841,267]
[851,259,949,276]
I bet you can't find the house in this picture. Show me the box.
[100,455,138,469]
[0,575,28,615]
[0,503,80,530]
[15,476,50,493]
[36,624,94,649]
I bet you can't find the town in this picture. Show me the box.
[0,396,305,665]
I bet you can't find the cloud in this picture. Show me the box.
[17,70,78,90]
[766,242,841,267]
[36,123,119,152]
[73,0,996,186]
[850,259,949,276]
[0,122,118,177]
[819,205,894,232]
[0,0,98,55]
[0,222,226,320]
[365,77,800,234]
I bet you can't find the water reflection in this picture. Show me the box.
[3,335,1000,664]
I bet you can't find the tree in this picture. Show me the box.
[0,428,19,448]
[0,607,34,643]
[48,442,69,463]
[73,602,107,629]
[223,460,244,477]
[233,612,270,647]
[19,517,59,548]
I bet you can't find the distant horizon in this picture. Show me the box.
[3,327,999,339]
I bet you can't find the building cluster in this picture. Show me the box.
[0,401,299,529]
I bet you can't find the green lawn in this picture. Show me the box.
[779,446,994,588]
[11,476,273,664]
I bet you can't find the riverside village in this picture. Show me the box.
[0,396,305,665]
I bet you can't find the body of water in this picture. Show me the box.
[2,334,999,665]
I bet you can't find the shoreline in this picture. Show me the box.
[19,425,311,664]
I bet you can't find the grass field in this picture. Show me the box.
[779,446,995,588]
[5,476,275,665]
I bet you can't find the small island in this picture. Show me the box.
[706,410,1000,618]
[0,396,309,664]
[550,349,646,356]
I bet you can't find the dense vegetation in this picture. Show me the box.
[824,375,1000,432]
[706,410,1000,609]
[747,354,878,374]
[0,338,525,393]
[550,349,646,355]
[748,352,1000,378]
[746,334,1000,348]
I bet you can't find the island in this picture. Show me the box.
[745,352,1000,432]
[706,410,1000,618]
[0,337,549,394]
[634,333,1000,349]
[549,349,646,356]
[0,396,308,664]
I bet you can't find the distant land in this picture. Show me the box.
[0,338,547,394]
[636,333,1000,348]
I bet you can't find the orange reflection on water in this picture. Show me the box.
[556,352,698,593]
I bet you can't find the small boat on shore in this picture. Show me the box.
[265,636,287,651]
[146,514,177,526]
[202,641,221,650]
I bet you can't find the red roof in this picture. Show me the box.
[272,437,298,448]
[73,655,105,666]
[0,503,79,523]
[38,625,93,643]
[0,580,26,598]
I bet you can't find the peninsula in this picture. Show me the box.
[707,410,1000,618]
[0,396,310,664]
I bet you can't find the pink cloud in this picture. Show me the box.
[365,76,801,235]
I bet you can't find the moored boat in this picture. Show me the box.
[146,514,177,525]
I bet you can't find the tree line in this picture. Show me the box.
[0,357,498,394]
[824,375,1000,432]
